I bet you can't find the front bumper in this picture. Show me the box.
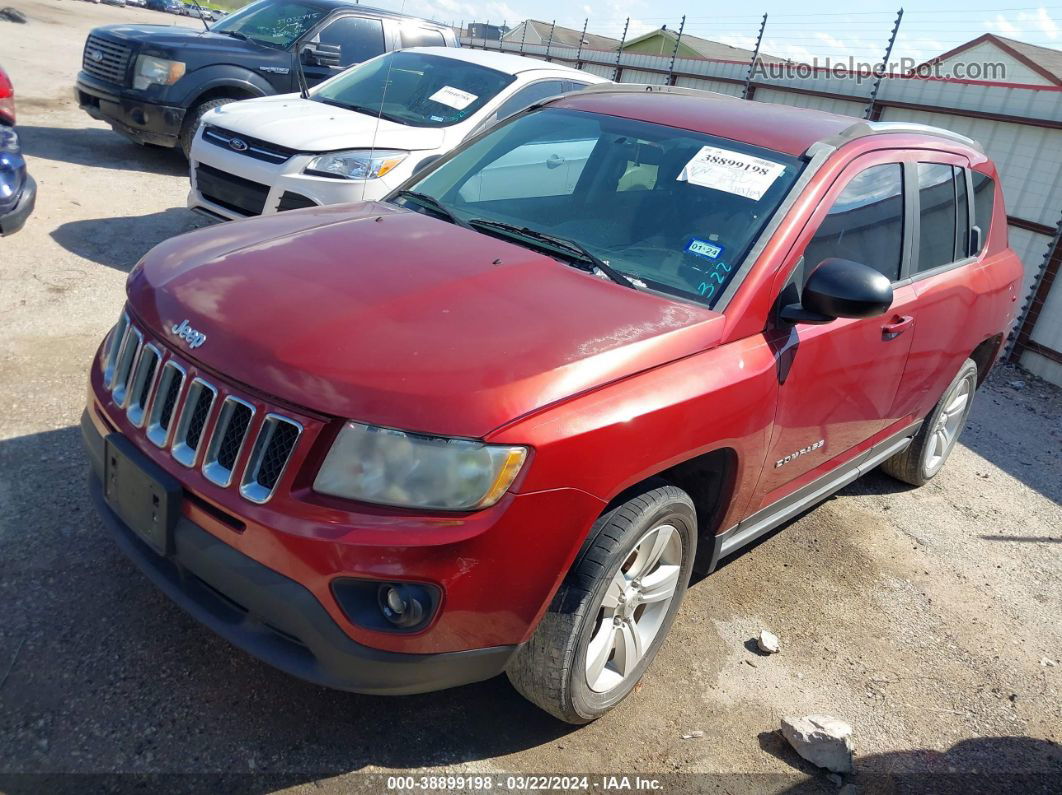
[0,174,36,236]
[76,73,185,147]
[82,411,515,695]
[187,128,411,220]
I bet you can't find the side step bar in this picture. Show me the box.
[707,421,922,571]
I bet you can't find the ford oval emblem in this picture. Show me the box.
[88,48,104,63]
[229,137,249,152]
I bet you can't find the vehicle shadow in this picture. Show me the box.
[51,208,209,272]
[958,372,1062,507]
[16,124,188,177]
[0,426,576,789]
[759,729,1062,794]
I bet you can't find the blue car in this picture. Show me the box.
[1,66,35,237]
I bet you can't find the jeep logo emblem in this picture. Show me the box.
[229,137,249,152]
[171,319,207,349]
[87,48,104,63]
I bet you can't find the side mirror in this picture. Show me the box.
[301,42,342,68]
[411,154,441,176]
[781,258,893,325]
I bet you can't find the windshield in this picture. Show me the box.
[311,51,516,128]
[209,0,326,49]
[398,108,804,307]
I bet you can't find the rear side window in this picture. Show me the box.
[916,163,960,272]
[971,172,995,254]
[803,163,905,283]
[401,28,446,48]
[318,17,385,66]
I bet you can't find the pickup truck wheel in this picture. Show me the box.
[506,482,696,723]
[179,98,235,159]
[881,358,978,486]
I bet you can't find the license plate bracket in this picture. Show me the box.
[103,434,181,556]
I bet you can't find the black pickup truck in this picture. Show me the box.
[75,0,457,157]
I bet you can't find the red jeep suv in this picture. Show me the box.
[82,86,1022,723]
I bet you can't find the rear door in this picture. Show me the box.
[754,152,919,507]
[890,154,985,422]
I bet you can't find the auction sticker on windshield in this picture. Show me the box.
[677,145,786,201]
[429,86,478,110]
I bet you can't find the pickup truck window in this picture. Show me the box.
[210,0,326,49]
[312,51,515,127]
[400,28,447,48]
[802,163,904,283]
[316,16,385,66]
[407,107,804,307]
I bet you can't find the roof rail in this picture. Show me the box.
[807,120,984,157]
[545,83,739,103]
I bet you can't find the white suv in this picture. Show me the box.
[187,47,607,219]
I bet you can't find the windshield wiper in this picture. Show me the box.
[217,29,249,40]
[312,97,408,125]
[467,219,636,289]
[393,190,470,228]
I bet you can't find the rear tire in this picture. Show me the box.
[880,358,978,486]
[506,481,696,723]
[179,97,236,159]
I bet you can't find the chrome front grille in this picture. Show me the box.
[83,35,133,86]
[240,414,302,504]
[101,317,303,503]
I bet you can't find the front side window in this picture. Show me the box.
[802,163,904,283]
[402,108,804,307]
[315,17,385,66]
[489,80,570,124]
[210,0,327,49]
[311,51,516,127]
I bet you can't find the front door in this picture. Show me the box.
[756,155,918,506]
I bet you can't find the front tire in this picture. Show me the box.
[881,358,978,486]
[506,482,696,723]
[179,98,236,159]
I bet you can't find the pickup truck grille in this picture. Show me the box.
[202,125,297,165]
[83,34,132,86]
[103,313,304,504]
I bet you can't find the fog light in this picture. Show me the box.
[378,584,425,628]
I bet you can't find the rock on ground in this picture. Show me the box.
[780,714,854,773]
[757,629,780,654]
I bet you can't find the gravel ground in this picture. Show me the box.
[1,2,1060,792]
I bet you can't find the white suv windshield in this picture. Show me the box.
[401,108,804,307]
[311,52,516,127]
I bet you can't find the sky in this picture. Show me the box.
[366,0,1062,64]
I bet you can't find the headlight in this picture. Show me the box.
[133,56,186,90]
[304,150,408,180]
[313,422,527,511]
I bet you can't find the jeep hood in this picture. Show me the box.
[127,203,724,437]
[205,95,447,152]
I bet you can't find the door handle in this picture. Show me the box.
[882,315,914,339]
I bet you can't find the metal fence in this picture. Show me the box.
[453,16,1062,386]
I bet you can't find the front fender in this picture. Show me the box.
[173,65,274,107]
